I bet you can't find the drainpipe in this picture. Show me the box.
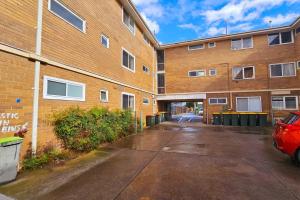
[31,0,44,155]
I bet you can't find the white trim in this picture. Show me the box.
[188,44,205,51]
[268,31,294,46]
[43,76,86,101]
[100,90,109,103]
[122,7,136,35]
[48,0,86,33]
[209,69,217,76]
[271,96,299,110]
[101,34,110,48]
[236,96,262,112]
[188,69,206,77]
[121,47,136,73]
[143,97,150,105]
[121,92,135,111]
[208,42,216,48]
[231,37,253,50]
[209,98,227,105]
[232,66,255,80]
[269,62,297,78]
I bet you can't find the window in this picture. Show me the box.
[208,42,216,48]
[188,70,206,77]
[231,37,253,50]
[270,63,296,78]
[236,97,262,112]
[268,31,293,45]
[272,96,298,110]
[143,98,150,105]
[123,9,135,34]
[209,98,227,105]
[101,35,109,48]
[143,34,150,45]
[297,61,300,69]
[157,50,165,71]
[48,0,86,32]
[296,27,300,34]
[43,76,85,101]
[100,90,108,102]
[157,73,165,94]
[122,93,135,111]
[209,69,217,76]
[143,65,150,74]
[188,44,204,51]
[122,48,135,72]
[232,66,255,80]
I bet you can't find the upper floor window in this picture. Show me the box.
[232,66,255,80]
[188,44,205,51]
[189,70,206,77]
[43,76,85,101]
[123,9,135,34]
[157,73,165,94]
[143,34,151,45]
[298,61,300,69]
[48,0,86,32]
[100,90,109,102]
[270,63,296,78]
[143,65,150,74]
[268,31,293,45]
[209,98,227,105]
[122,48,135,72]
[101,35,109,48]
[272,96,298,110]
[157,50,165,71]
[143,98,150,105]
[209,69,217,76]
[231,37,253,50]
[208,42,216,48]
[296,27,300,34]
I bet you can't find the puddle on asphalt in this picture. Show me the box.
[162,143,208,156]
[181,127,198,132]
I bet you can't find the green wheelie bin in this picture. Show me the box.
[240,113,249,126]
[223,113,232,126]
[249,113,258,127]
[258,113,268,126]
[231,113,239,126]
[213,113,222,125]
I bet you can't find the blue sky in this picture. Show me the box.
[132,0,300,44]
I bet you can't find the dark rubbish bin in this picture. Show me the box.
[240,113,249,126]
[258,113,268,126]
[249,113,258,127]
[223,113,232,126]
[231,113,239,126]
[146,115,154,127]
[213,113,222,125]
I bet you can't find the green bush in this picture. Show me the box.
[53,107,134,152]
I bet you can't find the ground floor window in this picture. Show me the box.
[236,96,261,112]
[43,76,85,101]
[272,96,298,110]
[209,98,227,105]
[100,90,108,102]
[122,93,135,111]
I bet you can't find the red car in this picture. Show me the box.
[273,112,300,164]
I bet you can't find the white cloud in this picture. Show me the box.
[178,23,201,33]
[131,0,159,6]
[207,27,226,36]
[263,13,299,26]
[199,0,300,24]
[141,13,160,34]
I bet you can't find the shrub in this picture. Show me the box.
[53,107,135,152]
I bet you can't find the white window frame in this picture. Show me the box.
[209,69,217,76]
[272,96,299,110]
[100,90,109,103]
[121,48,136,73]
[121,92,135,111]
[268,31,294,46]
[236,96,262,112]
[143,97,150,105]
[209,98,227,105]
[208,42,216,48]
[231,37,253,50]
[269,62,297,78]
[122,7,135,35]
[188,44,205,51]
[188,70,206,77]
[48,0,86,33]
[43,76,86,101]
[232,66,255,80]
[101,34,109,48]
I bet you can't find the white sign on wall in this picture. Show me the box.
[0,113,29,133]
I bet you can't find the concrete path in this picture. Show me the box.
[32,123,300,199]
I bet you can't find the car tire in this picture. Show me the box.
[295,149,300,166]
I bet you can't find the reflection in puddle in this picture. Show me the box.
[162,143,208,156]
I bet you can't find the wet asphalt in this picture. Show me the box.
[38,122,300,200]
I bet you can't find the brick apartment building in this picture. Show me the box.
[0,0,299,154]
